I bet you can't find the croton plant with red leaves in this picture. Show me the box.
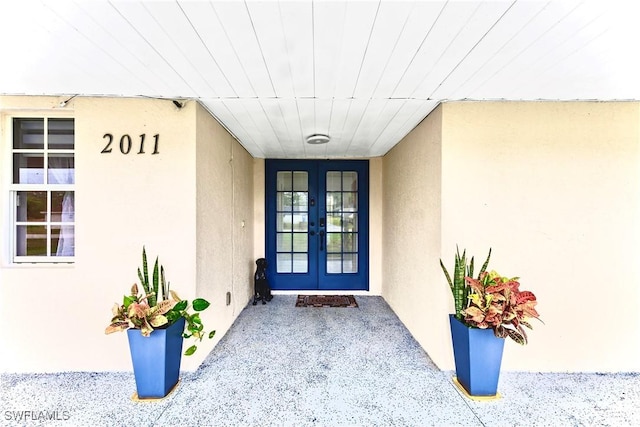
[464,271,541,344]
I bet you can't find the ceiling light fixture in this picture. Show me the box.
[306,134,330,145]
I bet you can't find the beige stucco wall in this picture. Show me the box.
[442,101,640,372]
[384,101,640,372]
[190,103,255,370]
[368,158,383,295]
[4,96,636,374]
[382,105,446,365]
[0,96,253,372]
[253,159,266,261]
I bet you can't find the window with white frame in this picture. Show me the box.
[11,117,75,262]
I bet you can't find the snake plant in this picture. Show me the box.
[440,246,491,321]
[106,246,216,355]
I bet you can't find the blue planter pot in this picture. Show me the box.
[449,314,505,397]
[127,317,185,399]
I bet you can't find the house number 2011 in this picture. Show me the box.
[102,133,160,155]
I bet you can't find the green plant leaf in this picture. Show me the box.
[173,300,188,311]
[453,249,466,319]
[137,268,145,291]
[184,345,197,356]
[141,247,149,292]
[151,257,159,307]
[123,295,136,308]
[208,330,216,339]
[160,266,167,301]
[440,259,453,290]
[478,248,492,279]
[192,298,210,311]
[165,310,179,321]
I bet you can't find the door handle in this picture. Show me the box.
[309,230,316,236]
[319,230,325,251]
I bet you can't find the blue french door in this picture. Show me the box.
[265,160,369,291]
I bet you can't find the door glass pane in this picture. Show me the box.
[343,213,357,232]
[326,233,341,253]
[292,233,308,252]
[325,171,358,274]
[293,172,308,191]
[327,254,341,273]
[277,172,292,191]
[277,233,292,252]
[343,233,357,252]
[293,253,307,273]
[292,213,308,231]
[326,171,341,191]
[343,254,358,273]
[326,192,341,212]
[327,214,341,231]
[276,170,308,275]
[276,213,291,232]
[343,172,357,191]
[277,192,293,211]
[292,192,308,212]
[277,253,292,273]
[342,192,357,211]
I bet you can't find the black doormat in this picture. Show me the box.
[295,295,358,308]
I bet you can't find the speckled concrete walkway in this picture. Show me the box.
[2,296,639,426]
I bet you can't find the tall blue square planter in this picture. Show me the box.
[449,314,505,397]
[127,317,185,399]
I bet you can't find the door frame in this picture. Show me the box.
[265,159,369,291]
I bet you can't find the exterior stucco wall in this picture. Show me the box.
[368,158,383,295]
[253,159,265,261]
[381,105,445,366]
[0,96,253,373]
[441,101,640,372]
[0,96,198,372]
[191,103,254,370]
[383,101,640,372]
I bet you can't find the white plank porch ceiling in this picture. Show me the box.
[1,1,638,158]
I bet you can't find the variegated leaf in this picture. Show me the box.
[506,328,526,345]
[170,290,182,302]
[155,299,176,315]
[111,303,121,317]
[140,319,153,337]
[105,322,129,335]
[149,314,168,328]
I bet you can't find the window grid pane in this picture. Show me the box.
[13,153,44,184]
[47,118,74,149]
[325,171,358,274]
[276,170,308,274]
[12,118,75,262]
